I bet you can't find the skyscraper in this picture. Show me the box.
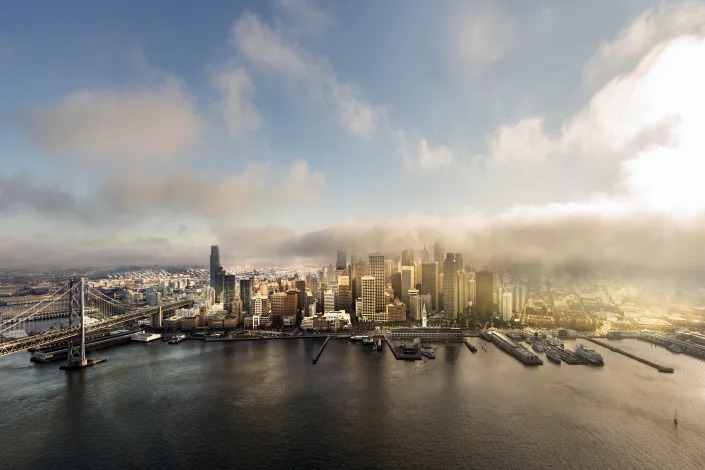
[475,271,495,313]
[224,274,236,312]
[421,245,430,263]
[353,261,368,300]
[420,262,438,311]
[401,249,414,267]
[295,280,306,312]
[361,276,376,318]
[210,245,221,289]
[401,266,414,309]
[433,240,444,265]
[442,253,463,318]
[502,291,514,322]
[239,278,252,315]
[336,249,347,270]
[369,253,385,312]
[391,272,402,300]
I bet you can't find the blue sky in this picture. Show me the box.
[2,0,705,268]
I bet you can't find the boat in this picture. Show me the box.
[532,343,545,353]
[546,336,564,349]
[362,336,374,345]
[546,347,562,363]
[674,407,678,425]
[349,335,366,342]
[421,348,436,359]
[372,338,383,351]
[574,344,604,366]
[464,339,477,353]
[168,334,186,344]
[667,344,682,354]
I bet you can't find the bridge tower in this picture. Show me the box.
[63,277,87,368]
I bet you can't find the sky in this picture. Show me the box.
[1,0,705,270]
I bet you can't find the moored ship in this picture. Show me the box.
[546,347,562,363]
[532,343,545,353]
[421,348,436,359]
[168,334,186,344]
[575,344,604,366]
[131,332,161,343]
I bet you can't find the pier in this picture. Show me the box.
[583,338,674,373]
[383,334,421,360]
[311,336,331,364]
[463,338,477,353]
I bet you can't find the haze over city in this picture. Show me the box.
[2,0,704,270]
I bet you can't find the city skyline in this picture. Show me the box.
[2,0,705,272]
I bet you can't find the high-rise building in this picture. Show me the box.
[475,271,495,313]
[224,274,236,312]
[338,285,352,313]
[421,245,430,263]
[215,266,225,303]
[384,259,394,284]
[361,276,376,318]
[401,266,414,309]
[391,272,402,300]
[401,249,414,267]
[271,292,285,317]
[324,289,335,313]
[502,291,514,322]
[239,278,252,315]
[284,290,298,317]
[442,253,463,318]
[295,280,306,312]
[457,270,469,314]
[369,253,385,312]
[420,262,438,312]
[386,300,406,322]
[468,278,476,306]
[353,261,368,301]
[336,250,347,270]
[433,240,444,269]
[210,245,221,289]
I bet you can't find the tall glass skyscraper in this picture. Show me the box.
[210,245,220,288]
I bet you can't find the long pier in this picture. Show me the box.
[584,338,674,373]
[312,336,331,364]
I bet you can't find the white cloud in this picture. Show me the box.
[453,4,516,73]
[488,117,555,164]
[276,0,333,37]
[230,12,381,138]
[30,79,202,165]
[584,1,705,86]
[212,67,261,136]
[418,138,454,169]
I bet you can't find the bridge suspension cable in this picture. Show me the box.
[0,282,72,334]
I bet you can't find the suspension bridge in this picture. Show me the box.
[0,278,193,369]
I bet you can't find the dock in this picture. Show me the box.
[311,336,331,364]
[583,337,674,373]
[383,335,422,360]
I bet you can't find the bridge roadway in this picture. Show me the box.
[0,299,193,357]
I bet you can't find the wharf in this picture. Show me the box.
[384,335,422,360]
[312,336,331,364]
[583,337,674,373]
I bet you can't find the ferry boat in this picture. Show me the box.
[362,336,375,345]
[546,336,564,349]
[349,335,367,342]
[421,348,436,359]
[168,334,186,344]
[575,344,604,366]
[532,343,545,353]
[667,344,682,354]
[546,347,562,363]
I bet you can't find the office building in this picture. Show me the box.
[239,278,252,315]
[401,249,414,267]
[401,266,414,308]
[295,280,306,312]
[475,271,495,313]
[210,245,220,289]
[224,274,236,312]
[353,261,368,301]
[442,253,463,318]
[369,253,385,312]
[386,300,406,322]
[502,291,514,322]
[336,249,347,270]
[420,262,439,312]
[361,276,376,318]
[338,284,352,313]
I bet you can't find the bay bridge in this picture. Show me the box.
[0,278,193,369]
